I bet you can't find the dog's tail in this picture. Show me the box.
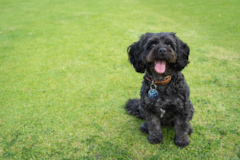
[125,99,144,119]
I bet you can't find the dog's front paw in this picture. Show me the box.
[148,134,163,144]
[174,136,189,148]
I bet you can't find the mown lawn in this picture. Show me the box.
[0,0,239,159]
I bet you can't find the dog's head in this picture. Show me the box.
[127,32,190,76]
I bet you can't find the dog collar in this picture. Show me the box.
[146,76,172,85]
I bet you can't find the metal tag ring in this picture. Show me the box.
[150,84,157,90]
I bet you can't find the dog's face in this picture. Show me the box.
[128,32,190,76]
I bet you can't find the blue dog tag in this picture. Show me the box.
[148,89,158,98]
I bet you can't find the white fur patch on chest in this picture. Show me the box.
[160,108,166,118]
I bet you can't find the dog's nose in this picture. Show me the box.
[158,48,166,55]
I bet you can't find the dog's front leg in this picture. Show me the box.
[144,111,163,144]
[174,117,190,148]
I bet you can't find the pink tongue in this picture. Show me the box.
[154,60,166,73]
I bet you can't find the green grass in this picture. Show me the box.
[0,0,239,159]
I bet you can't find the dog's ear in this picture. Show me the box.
[127,33,151,73]
[174,35,190,71]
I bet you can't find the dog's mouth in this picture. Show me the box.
[147,50,176,74]
[154,60,167,74]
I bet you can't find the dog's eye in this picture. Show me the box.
[151,44,156,47]
[168,44,171,47]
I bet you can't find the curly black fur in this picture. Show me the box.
[125,32,194,148]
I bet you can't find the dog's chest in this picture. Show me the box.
[143,84,179,116]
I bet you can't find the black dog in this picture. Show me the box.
[125,32,194,148]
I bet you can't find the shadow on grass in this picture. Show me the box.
[80,135,133,159]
